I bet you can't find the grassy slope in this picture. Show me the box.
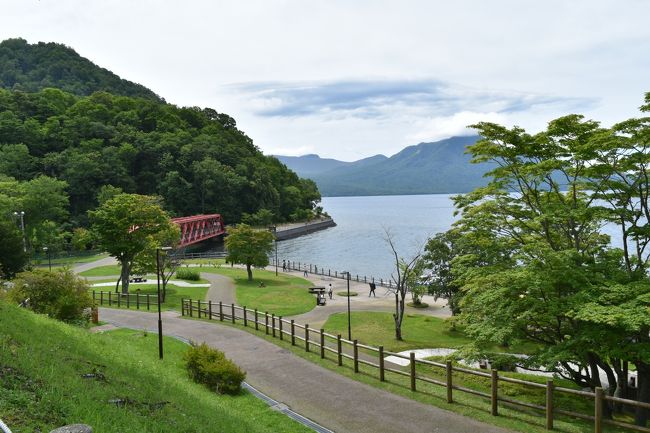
[0,302,308,433]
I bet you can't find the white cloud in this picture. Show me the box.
[408,111,506,143]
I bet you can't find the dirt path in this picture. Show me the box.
[203,272,237,304]
[99,308,511,433]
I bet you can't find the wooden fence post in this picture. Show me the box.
[337,334,342,366]
[546,378,554,430]
[305,324,310,352]
[100,291,104,306]
[188,299,193,317]
[272,314,276,337]
[243,307,247,327]
[254,309,259,330]
[208,300,212,320]
[146,294,150,310]
[354,340,359,373]
[279,317,283,340]
[180,298,185,316]
[491,369,498,416]
[265,312,269,334]
[219,301,223,321]
[126,293,130,309]
[379,346,385,381]
[291,320,295,345]
[231,304,235,323]
[410,352,416,391]
[197,300,202,318]
[320,329,325,359]
[92,290,96,303]
[136,293,139,309]
[446,360,453,403]
[117,292,120,307]
[594,387,603,433]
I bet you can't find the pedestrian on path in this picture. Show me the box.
[282,260,287,272]
[328,284,333,299]
[369,282,376,297]
[303,267,308,277]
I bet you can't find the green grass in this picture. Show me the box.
[32,252,109,266]
[79,265,122,277]
[324,312,474,352]
[199,267,314,316]
[91,283,208,311]
[0,302,309,433]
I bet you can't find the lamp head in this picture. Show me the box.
[43,246,48,251]
[159,246,172,251]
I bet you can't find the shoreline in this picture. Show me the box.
[274,218,336,241]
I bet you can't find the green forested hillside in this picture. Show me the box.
[0,88,319,227]
[0,38,161,100]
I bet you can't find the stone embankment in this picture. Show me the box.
[274,218,336,241]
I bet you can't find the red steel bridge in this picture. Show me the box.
[171,214,226,247]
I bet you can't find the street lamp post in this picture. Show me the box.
[13,211,26,253]
[342,271,352,340]
[43,246,51,271]
[156,246,172,360]
[268,226,278,276]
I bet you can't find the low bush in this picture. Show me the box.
[8,269,93,323]
[184,343,246,395]
[176,268,201,281]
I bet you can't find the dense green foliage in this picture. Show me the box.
[184,343,246,395]
[0,86,320,225]
[0,38,161,100]
[225,224,274,281]
[0,303,307,433]
[175,267,201,281]
[0,220,28,278]
[8,269,92,323]
[89,193,177,293]
[435,92,650,425]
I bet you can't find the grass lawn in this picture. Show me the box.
[79,265,122,277]
[0,302,309,433]
[32,252,109,266]
[324,311,474,352]
[91,283,208,311]
[199,267,314,316]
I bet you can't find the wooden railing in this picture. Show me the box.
[93,290,155,310]
[271,258,395,289]
[180,298,650,433]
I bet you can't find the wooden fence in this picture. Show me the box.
[271,258,395,289]
[93,290,155,310]
[180,298,650,433]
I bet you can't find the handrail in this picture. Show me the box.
[0,418,14,433]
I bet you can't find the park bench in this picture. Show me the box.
[129,276,147,283]
[308,286,325,294]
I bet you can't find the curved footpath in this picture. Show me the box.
[100,308,511,433]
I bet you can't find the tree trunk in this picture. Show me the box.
[635,361,649,427]
[120,262,130,294]
[114,275,121,294]
[246,264,253,281]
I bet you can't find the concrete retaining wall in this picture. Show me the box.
[275,219,336,241]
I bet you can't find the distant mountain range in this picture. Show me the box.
[276,136,494,196]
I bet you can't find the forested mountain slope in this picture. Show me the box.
[0,38,162,101]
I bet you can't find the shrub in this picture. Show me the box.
[175,268,200,281]
[184,343,245,395]
[8,269,93,323]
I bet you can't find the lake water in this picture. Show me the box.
[276,194,458,281]
[276,193,626,282]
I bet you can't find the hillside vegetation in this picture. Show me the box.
[0,302,308,433]
[0,38,161,100]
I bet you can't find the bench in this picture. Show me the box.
[308,286,326,294]
[129,276,147,283]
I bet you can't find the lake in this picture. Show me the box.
[276,194,458,281]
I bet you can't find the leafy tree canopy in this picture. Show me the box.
[225,224,274,281]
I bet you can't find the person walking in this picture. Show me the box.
[369,282,376,297]
[328,284,333,300]
[303,267,308,277]
[282,260,287,272]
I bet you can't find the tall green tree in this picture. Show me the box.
[0,220,28,278]
[225,224,273,281]
[89,193,174,293]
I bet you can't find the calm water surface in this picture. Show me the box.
[276,194,457,281]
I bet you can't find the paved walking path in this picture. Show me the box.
[100,308,511,433]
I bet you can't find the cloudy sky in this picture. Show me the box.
[2,0,649,160]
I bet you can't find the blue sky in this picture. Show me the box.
[2,0,649,160]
